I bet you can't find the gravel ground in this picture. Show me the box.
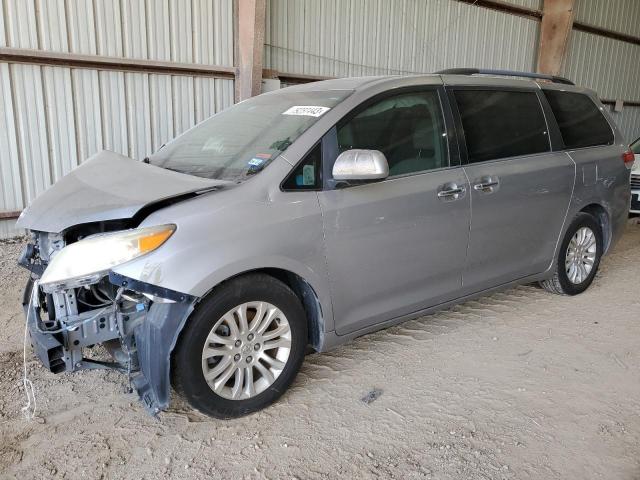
[1,222,639,479]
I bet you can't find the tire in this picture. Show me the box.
[172,273,307,418]
[540,212,603,296]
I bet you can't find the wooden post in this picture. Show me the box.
[235,0,266,101]
[536,0,575,75]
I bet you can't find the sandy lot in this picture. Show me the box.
[1,223,639,480]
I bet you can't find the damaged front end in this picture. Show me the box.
[20,229,196,415]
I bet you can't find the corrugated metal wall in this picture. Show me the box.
[0,0,235,238]
[265,0,640,143]
[607,105,640,144]
[264,0,540,77]
[573,0,640,37]
[561,30,639,103]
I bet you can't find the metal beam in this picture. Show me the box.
[573,21,640,46]
[0,47,236,78]
[537,0,576,76]
[0,211,21,220]
[455,0,542,20]
[601,99,640,108]
[236,0,266,101]
[455,0,640,47]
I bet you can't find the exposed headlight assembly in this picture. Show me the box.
[39,224,176,293]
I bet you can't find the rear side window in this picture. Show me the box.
[543,90,613,149]
[454,90,550,163]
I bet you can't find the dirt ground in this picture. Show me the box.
[1,223,639,480]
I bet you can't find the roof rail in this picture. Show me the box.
[435,68,575,86]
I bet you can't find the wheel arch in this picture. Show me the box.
[579,203,611,252]
[155,267,327,413]
[197,267,328,353]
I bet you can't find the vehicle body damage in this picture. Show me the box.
[17,151,228,413]
[16,85,338,415]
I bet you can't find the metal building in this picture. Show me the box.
[0,0,235,238]
[263,0,639,141]
[1,0,638,238]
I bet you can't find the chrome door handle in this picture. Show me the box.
[437,186,465,198]
[473,176,500,192]
[473,181,499,190]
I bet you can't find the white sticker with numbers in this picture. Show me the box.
[282,106,330,117]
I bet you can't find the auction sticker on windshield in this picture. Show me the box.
[282,106,330,117]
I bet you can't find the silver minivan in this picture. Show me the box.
[18,69,633,418]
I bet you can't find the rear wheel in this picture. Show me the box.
[172,273,307,418]
[540,212,603,295]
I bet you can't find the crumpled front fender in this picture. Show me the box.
[108,273,198,414]
[132,301,195,414]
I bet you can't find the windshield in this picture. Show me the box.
[632,137,640,154]
[150,89,351,181]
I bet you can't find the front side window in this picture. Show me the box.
[150,90,350,181]
[454,90,550,163]
[543,90,614,149]
[336,90,448,177]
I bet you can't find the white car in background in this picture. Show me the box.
[631,136,640,215]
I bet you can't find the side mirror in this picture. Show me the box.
[332,149,389,182]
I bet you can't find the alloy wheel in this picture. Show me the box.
[201,301,292,400]
[565,226,597,284]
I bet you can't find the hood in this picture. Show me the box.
[17,150,229,233]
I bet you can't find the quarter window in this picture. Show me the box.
[337,90,448,177]
[454,90,550,163]
[282,143,322,190]
[543,90,614,149]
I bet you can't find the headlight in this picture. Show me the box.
[40,224,176,293]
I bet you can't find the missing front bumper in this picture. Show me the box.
[29,321,65,374]
[23,275,196,415]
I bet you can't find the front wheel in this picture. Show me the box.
[540,212,603,295]
[172,273,307,418]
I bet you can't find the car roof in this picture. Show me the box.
[286,74,590,92]
[277,73,591,96]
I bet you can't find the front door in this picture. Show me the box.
[318,88,471,335]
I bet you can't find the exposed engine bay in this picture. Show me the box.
[11,151,241,415]
[19,228,196,415]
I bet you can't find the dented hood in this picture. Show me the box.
[17,150,229,233]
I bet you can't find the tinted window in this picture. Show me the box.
[454,90,550,163]
[543,90,613,149]
[337,90,448,176]
[282,143,322,190]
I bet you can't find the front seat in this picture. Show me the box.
[390,118,439,176]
